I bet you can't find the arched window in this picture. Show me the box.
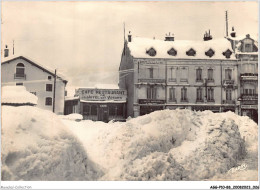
[45,97,52,106]
[16,63,25,78]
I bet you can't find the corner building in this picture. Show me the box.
[119,33,239,117]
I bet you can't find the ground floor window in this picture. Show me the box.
[45,97,52,106]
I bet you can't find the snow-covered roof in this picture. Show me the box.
[128,37,236,60]
[1,55,68,84]
[65,96,80,101]
[2,86,38,105]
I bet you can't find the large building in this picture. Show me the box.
[228,30,258,122]
[1,55,67,114]
[119,32,240,118]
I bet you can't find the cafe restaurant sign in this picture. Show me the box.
[76,88,127,101]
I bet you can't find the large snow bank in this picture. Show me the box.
[1,106,103,181]
[63,109,253,181]
[1,86,38,105]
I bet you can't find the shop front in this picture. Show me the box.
[75,88,127,122]
[241,104,258,123]
[138,99,165,116]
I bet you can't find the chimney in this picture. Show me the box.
[230,27,236,38]
[203,29,213,41]
[164,32,174,41]
[128,31,132,42]
[4,45,9,57]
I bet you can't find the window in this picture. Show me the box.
[186,48,196,56]
[148,68,154,78]
[226,89,232,100]
[225,69,232,80]
[16,83,23,86]
[109,105,116,116]
[208,68,214,81]
[245,44,252,52]
[205,48,215,57]
[45,97,52,106]
[48,76,52,80]
[117,105,123,116]
[146,47,156,56]
[46,84,53,92]
[83,105,91,115]
[180,67,188,82]
[196,88,203,101]
[16,63,25,78]
[196,68,202,81]
[181,87,187,102]
[147,86,156,99]
[207,88,214,101]
[222,49,232,59]
[243,89,255,95]
[169,67,176,81]
[167,48,177,56]
[169,88,176,101]
[91,105,97,115]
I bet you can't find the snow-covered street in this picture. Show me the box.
[1,106,258,181]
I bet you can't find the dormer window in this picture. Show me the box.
[167,48,177,56]
[146,47,156,57]
[186,48,196,56]
[205,48,215,58]
[222,49,232,59]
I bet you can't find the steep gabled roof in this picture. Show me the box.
[127,37,236,60]
[1,56,68,84]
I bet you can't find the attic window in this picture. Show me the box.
[205,48,215,58]
[186,48,196,56]
[222,49,232,59]
[146,47,156,57]
[167,48,177,56]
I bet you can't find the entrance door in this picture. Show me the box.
[98,105,109,122]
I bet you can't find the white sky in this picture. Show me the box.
[1,1,258,89]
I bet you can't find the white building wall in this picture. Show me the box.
[1,57,66,114]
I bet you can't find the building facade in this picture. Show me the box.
[228,33,258,122]
[65,88,127,122]
[1,56,67,114]
[119,32,240,117]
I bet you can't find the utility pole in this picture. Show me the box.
[13,40,14,55]
[53,69,57,113]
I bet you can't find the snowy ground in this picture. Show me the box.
[1,106,258,181]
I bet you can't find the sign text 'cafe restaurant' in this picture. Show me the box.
[65,88,127,122]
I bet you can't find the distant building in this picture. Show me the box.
[1,55,67,114]
[65,87,127,122]
[119,32,239,117]
[228,31,258,122]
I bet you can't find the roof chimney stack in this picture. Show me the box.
[128,31,132,42]
[4,45,9,57]
[165,32,174,41]
[230,26,236,38]
[203,29,213,41]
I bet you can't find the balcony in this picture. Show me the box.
[223,100,236,104]
[138,78,166,83]
[223,80,234,86]
[14,73,26,79]
[240,94,258,101]
[240,73,258,81]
